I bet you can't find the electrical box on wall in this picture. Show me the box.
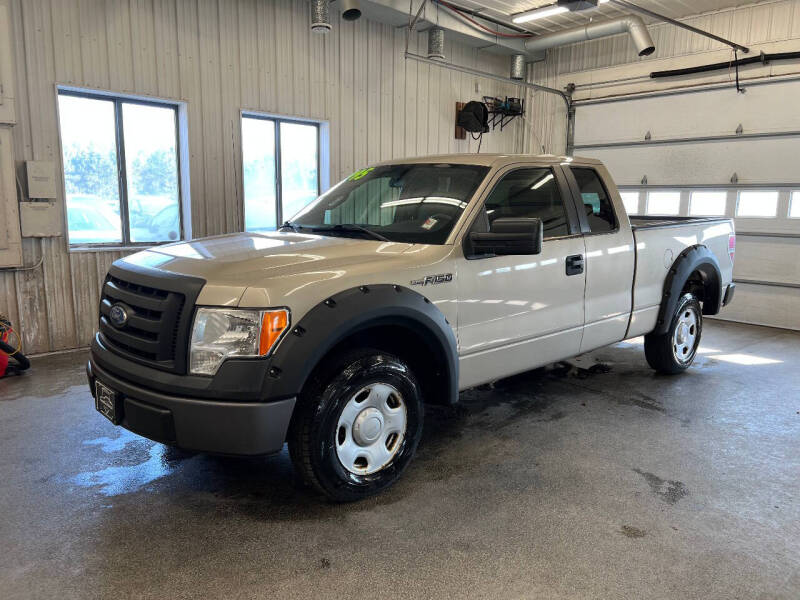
[20,201,63,237]
[26,160,57,198]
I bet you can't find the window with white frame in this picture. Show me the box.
[620,191,639,215]
[736,190,778,218]
[790,191,800,218]
[690,191,727,216]
[57,90,183,246]
[646,191,681,215]
[241,114,320,232]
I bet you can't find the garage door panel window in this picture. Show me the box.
[690,191,727,216]
[647,191,681,215]
[790,191,800,218]
[242,115,320,232]
[570,167,617,233]
[484,168,570,239]
[58,90,182,247]
[737,191,778,218]
[620,191,639,215]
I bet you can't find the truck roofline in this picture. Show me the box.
[370,153,603,170]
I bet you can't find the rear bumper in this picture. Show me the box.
[722,282,736,306]
[87,359,295,456]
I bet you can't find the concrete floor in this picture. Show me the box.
[1,320,798,599]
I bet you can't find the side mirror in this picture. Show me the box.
[469,217,543,256]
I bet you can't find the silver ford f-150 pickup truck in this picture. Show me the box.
[88,154,736,501]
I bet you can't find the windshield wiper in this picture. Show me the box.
[310,224,390,242]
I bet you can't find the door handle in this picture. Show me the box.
[566,254,584,276]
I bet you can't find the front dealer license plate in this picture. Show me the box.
[95,380,122,424]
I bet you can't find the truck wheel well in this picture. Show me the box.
[682,265,721,313]
[308,323,452,406]
[654,245,722,335]
[683,269,708,302]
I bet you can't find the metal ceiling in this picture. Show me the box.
[444,0,770,35]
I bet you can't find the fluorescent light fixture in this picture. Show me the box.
[513,0,609,24]
[512,5,568,24]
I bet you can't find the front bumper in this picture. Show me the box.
[87,359,295,456]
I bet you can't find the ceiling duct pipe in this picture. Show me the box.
[427,27,445,60]
[311,0,332,33]
[339,0,362,21]
[524,15,655,57]
[510,54,526,80]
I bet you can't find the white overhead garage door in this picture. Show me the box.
[573,79,800,331]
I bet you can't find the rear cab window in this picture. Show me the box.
[568,167,618,234]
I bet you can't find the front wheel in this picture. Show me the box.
[288,348,423,502]
[644,293,703,374]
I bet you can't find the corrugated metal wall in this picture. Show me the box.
[0,0,526,355]
[528,0,800,155]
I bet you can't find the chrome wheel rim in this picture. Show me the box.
[673,306,699,364]
[335,383,407,475]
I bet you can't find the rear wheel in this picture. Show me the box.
[288,348,423,502]
[644,293,702,374]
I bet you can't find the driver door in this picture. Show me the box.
[457,165,586,389]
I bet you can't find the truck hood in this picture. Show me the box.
[120,231,416,295]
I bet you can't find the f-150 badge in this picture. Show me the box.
[411,273,453,286]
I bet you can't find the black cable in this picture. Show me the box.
[651,50,800,78]
[470,131,483,153]
[0,340,30,372]
[734,49,742,93]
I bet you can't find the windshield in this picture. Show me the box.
[288,163,490,244]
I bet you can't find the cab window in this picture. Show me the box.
[570,167,617,233]
[481,168,569,239]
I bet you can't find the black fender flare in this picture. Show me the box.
[653,244,722,336]
[260,284,459,404]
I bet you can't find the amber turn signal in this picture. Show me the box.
[259,309,289,356]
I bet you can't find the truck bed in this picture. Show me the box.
[630,216,731,230]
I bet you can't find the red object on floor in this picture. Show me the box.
[0,329,9,377]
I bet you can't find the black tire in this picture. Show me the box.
[644,293,703,374]
[288,348,424,502]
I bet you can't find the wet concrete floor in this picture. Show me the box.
[1,320,798,599]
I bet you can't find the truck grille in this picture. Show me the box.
[99,273,190,373]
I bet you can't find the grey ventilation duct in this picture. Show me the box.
[524,15,655,57]
[339,0,362,21]
[311,0,331,33]
[510,54,526,80]
[427,27,445,60]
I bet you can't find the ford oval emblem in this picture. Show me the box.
[109,304,129,328]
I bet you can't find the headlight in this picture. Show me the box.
[189,308,289,376]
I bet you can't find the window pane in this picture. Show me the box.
[570,167,617,233]
[737,191,778,217]
[280,122,319,221]
[242,117,277,231]
[484,168,568,238]
[123,103,181,242]
[620,192,639,215]
[647,191,680,215]
[58,95,122,244]
[791,191,800,218]
[690,191,727,216]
